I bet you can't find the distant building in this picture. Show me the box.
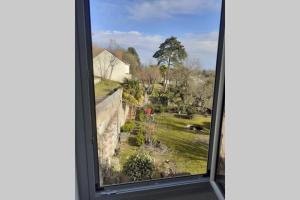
[93,50,131,83]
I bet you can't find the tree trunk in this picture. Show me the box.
[164,58,171,92]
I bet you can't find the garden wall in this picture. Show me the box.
[95,88,129,185]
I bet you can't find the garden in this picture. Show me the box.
[94,37,215,185]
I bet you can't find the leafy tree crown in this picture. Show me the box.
[153,36,187,67]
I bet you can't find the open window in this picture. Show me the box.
[76,0,224,199]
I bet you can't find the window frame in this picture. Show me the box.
[76,0,225,199]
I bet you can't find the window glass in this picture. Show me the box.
[89,0,222,186]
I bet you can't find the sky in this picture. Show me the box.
[90,0,222,69]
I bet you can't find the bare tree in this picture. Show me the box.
[137,65,162,94]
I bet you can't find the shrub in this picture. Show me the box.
[151,135,158,145]
[136,132,145,146]
[145,104,154,111]
[123,152,155,181]
[154,105,167,113]
[136,109,146,121]
[121,121,135,132]
[186,106,197,115]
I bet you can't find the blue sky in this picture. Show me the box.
[90,0,222,69]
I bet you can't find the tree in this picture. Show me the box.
[123,47,141,78]
[137,65,162,95]
[123,52,139,77]
[193,70,215,114]
[153,36,187,90]
[127,47,141,66]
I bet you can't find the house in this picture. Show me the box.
[93,50,131,83]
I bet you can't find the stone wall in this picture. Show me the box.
[95,88,129,185]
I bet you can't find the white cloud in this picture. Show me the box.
[93,30,163,64]
[92,31,219,69]
[180,32,219,68]
[127,0,221,20]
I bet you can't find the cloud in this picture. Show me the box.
[92,30,163,64]
[180,32,219,68]
[127,0,221,20]
[92,30,219,68]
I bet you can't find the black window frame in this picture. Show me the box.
[76,0,225,199]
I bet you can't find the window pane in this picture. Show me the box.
[89,0,222,186]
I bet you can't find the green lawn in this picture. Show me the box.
[119,112,211,176]
[155,113,211,174]
[94,79,121,100]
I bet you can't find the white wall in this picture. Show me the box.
[93,50,131,83]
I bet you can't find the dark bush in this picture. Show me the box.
[154,105,167,113]
[186,106,197,115]
[123,153,155,181]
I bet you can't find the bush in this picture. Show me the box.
[136,109,146,121]
[121,121,135,132]
[145,104,154,111]
[136,132,145,146]
[123,152,155,181]
[154,105,167,113]
[186,106,197,115]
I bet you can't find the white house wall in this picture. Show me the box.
[93,50,131,83]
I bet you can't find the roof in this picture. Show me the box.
[92,48,105,58]
[93,49,129,67]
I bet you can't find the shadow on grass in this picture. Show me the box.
[157,120,210,135]
[161,136,209,161]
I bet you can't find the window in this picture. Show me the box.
[76,0,224,199]
[89,0,223,187]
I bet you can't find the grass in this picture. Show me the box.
[119,112,211,176]
[155,113,211,174]
[94,79,121,100]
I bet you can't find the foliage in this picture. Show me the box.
[119,113,210,178]
[136,132,145,146]
[192,70,215,114]
[122,78,144,120]
[123,52,140,77]
[121,121,135,133]
[137,65,162,94]
[186,105,197,115]
[151,135,158,145]
[144,103,154,111]
[136,109,146,122]
[122,92,139,106]
[153,36,187,67]
[127,47,141,66]
[153,36,187,90]
[123,47,141,78]
[123,152,155,181]
[122,79,143,103]
[154,104,167,113]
